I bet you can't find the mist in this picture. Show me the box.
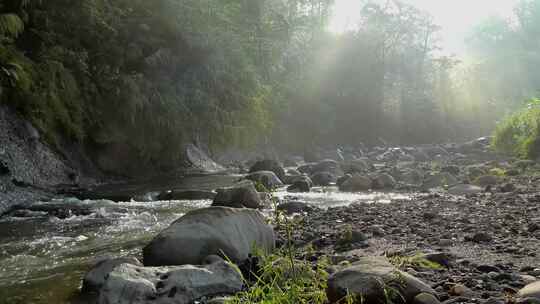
[2,1,540,303]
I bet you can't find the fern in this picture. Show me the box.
[0,14,24,38]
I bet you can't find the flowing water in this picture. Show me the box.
[0,174,409,304]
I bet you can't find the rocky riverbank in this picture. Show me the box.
[73,136,540,304]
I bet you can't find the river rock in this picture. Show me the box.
[82,257,143,293]
[327,256,435,303]
[339,175,372,192]
[157,190,216,201]
[212,180,262,209]
[312,159,343,176]
[245,171,283,189]
[98,261,242,304]
[413,292,441,304]
[249,159,285,180]
[372,173,396,190]
[448,184,483,195]
[287,179,311,192]
[143,207,274,266]
[474,175,500,187]
[310,171,337,186]
[517,281,540,301]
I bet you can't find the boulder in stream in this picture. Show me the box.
[245,171,283,189]
[97,261,242,304]
[143,207,274,266]
[212,180,262,209]
[249,159,285,180]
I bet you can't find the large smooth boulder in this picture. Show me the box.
[517,281,540,301]
[82,257,142,294]
[212,181,262,209]
[339,175,372,192]
[245,171,283,189]
[98,261,243,304]
[310,171,337,186]
[448,184,483,196]
[249,160,285,180]
[143,207,274,266]
[327,256,435,303]
[372,173,396,190]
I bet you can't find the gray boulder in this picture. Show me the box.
[474,175,500,187]
[372,173,396,190]
[212,180,262,209]
[339,175,372,192]
[310,171,337,186]
[245,171,283,189]
[287,180,311,193]
[98,261,242,304]
[249,160,285,180]
[327,256,435,303]
[143,207,274,266]
[82,257,142,293]
[517,281,540,302]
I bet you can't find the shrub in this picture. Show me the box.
[492,98,540,159]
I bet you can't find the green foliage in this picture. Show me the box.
[0,14,24,38]
[388,253,443,271]
[492,98,540,158]
[226,251,329,304]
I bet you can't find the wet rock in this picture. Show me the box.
[372,173,396,190]
[98,261,242,304]
[474,175,500,187]
[449,284,474,297]
[9,209,48,218]
[448,184,483,196]
[249,159,285,180]
[143,207,274,266]
[27,200,95,219]
[413,292,441,304]
[517,281,540,301]
[157,190,216,201]
[327,256,435,303]
[470,232,493,243]
[339,175,372,192]
[82,257,142,293]
[212,181,262,209]
[310,171,337,186]
[477,265,501,273]
[499,183,517,193]
[245,171,283,189]
[277,201,314,215]
[423,252,451,267]
[287,180,310,193]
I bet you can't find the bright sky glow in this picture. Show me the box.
[329,0,519,54]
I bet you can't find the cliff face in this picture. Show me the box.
[0,105,81,214]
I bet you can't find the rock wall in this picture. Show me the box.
[0,105,76,214]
